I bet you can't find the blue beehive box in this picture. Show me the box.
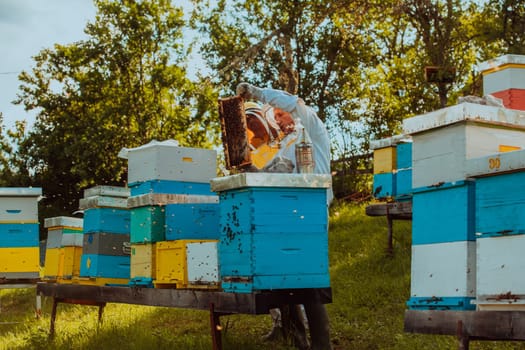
[373,172,396,199]
[130,180,214,196]
[396,141,412,170]
[412,180,475,245]
[475,171,525,237]
[0,223,39,247]
[83,208,130,234]
[165,203,220,240]
[80,254,130,279]
[395,168,412,200]
[211,173,331,293]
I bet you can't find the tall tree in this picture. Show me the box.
[13,0,218,216]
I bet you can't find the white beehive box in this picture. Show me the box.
[478,54,525,95]
[120,140,217,185]
[476,235,525,311]
[403,103,525,188]
[186,241,219,285]
[410,241,476,300]
[466,148,525,177]
[0,188,42,222]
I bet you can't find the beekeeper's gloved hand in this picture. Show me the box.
[262,156,294,173]
[237,82,263,101]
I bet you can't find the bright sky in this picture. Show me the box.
[0,0,97,130]
[0,0,199,132]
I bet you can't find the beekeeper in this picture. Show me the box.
[237,83,333,350]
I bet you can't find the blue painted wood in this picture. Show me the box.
[396,142,412,169]
[476,172,525,236]
[395,168,412,200]
[412,180,475,244]
[128,277,154,288]
[218,186,329,292]
[219,188,328,236]
[406,296,475,311]
[129,179,214,196]
[373,172,396,199]
[80,254,130,278]
[165,203,220,240]
[130,206,165,243]
[83,208,130,234]
[0,223,39,247]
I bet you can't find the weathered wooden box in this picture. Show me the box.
[44,216,83,229]
[373,147,396,174]
[403,103,525,188]
[84,185,130,198]
[80,254,130,279]
[129,243,156,285]
[412,180,475,245]
[83,207,130,234]
[211,173,331,293]
[408,241,476,310]
[165,203,220,240]
[476,234,525,310]
[155,240,219,289]
[83,232,130,256]
[0,247,39,278]
[0,187,41,223]
[122,140,217,185]
[0,223,39,247]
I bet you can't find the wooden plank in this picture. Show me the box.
[365,202,412,219]
[404,310,525,340]
[36,283,332,315]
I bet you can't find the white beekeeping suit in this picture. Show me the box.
[238,84,333,204]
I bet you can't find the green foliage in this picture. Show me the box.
[12,0,219,217]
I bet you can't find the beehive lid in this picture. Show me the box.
[370,134,411,150]
[466,149,525,177]
[118,139,180,159]
[402,102,525,135]
[0,187,42,197]
[44,216,83,229]
[477,54,525,73]
[210,173,332,192]
[84,185,130,198]
[127,193,219,208]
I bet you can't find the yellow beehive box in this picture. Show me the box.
[373,147,396,174]
[130,243,156,279]
[0,247,39,273]
[60,246,83,279]
[155,240,219,289]
[43,247,62,279]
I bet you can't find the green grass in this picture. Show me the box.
[1,202,525,349]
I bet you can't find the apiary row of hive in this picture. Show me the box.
[36,139,331,293]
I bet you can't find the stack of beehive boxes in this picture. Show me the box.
[211,173,332,293]
[78,185,131,285]
[122,140,220,289]
[370,135,412,201]
[0,188,41,280]
[466,149,525,310]
[42,216,83,282]
[404,102,525,310]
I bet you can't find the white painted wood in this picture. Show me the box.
[186,241,219,284]
[125,142,217,184]
[410,241,476,298]
[477,235,525,297]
